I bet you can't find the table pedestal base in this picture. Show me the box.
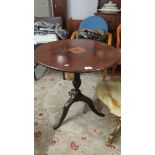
[53,73,105,130]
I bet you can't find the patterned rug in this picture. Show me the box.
[34,70,121,155]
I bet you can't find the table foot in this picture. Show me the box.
[80,94,105,117]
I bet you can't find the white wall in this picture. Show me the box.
[34,0,51,17]
[67,0,98,20]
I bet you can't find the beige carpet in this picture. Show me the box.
[34,70,121,155]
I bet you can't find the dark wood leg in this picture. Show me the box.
[53,73,105,130]
[34,63,39,81]
[112,65,117,76]
[34,72,37,81]
[62,72,65,80]
[80,94,105,117]
[53,94,75,129]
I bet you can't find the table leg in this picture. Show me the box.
[53,73,105,130]
[80,94,105,117]
[34,63,39,81]
[53,94,75,130]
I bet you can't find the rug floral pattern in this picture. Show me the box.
[34,70,121,155]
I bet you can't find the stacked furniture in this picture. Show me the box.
[96,0,121,46]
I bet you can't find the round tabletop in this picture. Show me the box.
[34,39,120,73]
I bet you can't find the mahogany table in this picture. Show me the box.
[35,39,120,129]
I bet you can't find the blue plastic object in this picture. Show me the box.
[79,16,108,32]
